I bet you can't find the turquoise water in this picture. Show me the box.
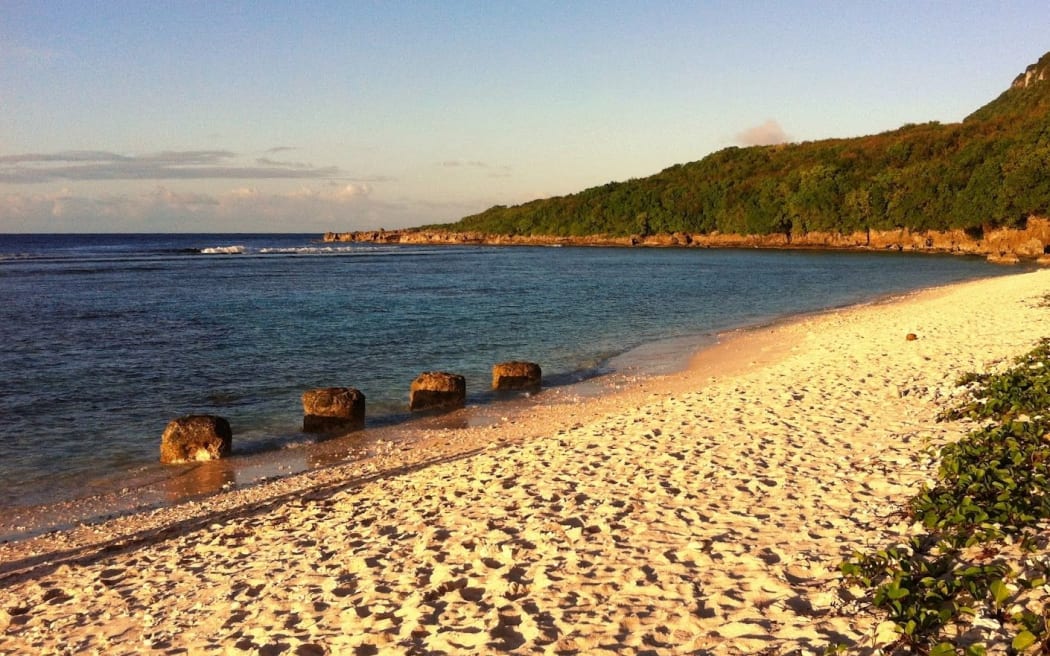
[0,233,1017,513]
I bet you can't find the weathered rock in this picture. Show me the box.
[492,361,542,390]
[409,371,466,411]
[321,216,1050,261]
[159,415,232,464]
[1013,52,1050,89]
[988,253,1021,264]
[302,387,366,433]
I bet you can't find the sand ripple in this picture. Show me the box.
[2,270,1049,654]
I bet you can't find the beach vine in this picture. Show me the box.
[839,334,1050,655]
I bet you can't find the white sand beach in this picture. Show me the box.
[2,268,1049,655]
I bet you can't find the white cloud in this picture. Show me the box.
[438,160,512,178]
[0,183,465,232]
[734,119,791,146]
[0,150,343,183]
[0,145,436,231]
[332,183,372,200]
[227,186,261,200]
[440,160,490,168]
[285,183,373,201]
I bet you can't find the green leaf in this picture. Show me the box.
[965,643,987,656]
[886,584,909,601]
[1013,630,1038,651]
[929,643,958,656]
[990,579,1010,606]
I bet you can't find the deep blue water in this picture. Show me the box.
[0,233,1017,511]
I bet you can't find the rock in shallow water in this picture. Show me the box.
[159,415,232,464]
[409,371,466,411]
[302,387,366,433]
[492,361,542,391]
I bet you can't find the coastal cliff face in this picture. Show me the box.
[347,52,1050,256]
[324,216,1050,263]
[1012,52,1050,89]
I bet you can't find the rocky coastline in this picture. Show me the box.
[325,217,1050,264]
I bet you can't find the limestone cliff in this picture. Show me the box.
[1012,51,1050,89]
[328,51,1050,263]
[324,217,1050,264]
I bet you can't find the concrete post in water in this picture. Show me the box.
[409,371,466,411]
[302,387,366,433]
[160,415,233,464]
[492,361,542,391]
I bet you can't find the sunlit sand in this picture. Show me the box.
[2,269,1048,654]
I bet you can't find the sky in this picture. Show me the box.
[0,1,1047,233]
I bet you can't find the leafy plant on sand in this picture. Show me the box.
[839,538,1008,654]
[840,336,1050,655]
[938,338,1050,423]
[912,418,1050,538]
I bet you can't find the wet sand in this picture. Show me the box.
[1,269,1049,654]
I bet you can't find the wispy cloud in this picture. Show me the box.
[0,150,343,183]
[0,183,473,232]
[734,119,791,147]
[439,160,512,178]
[0,42,63,65]
[440,160,490,168]
[255,157,314,169]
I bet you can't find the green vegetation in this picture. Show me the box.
[840,332,1050,654]
[435,52,1050,239]
[939,339,1050,424]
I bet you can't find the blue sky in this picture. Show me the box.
[0,1,1046,232]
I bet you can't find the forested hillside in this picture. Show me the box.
[437,52,1050,239]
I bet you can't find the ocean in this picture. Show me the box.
[0,233,1017,536]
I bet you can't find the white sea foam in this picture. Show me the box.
[259,245,364,255]
[200,245,247,254]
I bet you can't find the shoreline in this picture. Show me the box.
[2,269,1049,653]
[323,223,1050,264]
[0,329,713,544]
[0,297,850,556]
[0,285,922,544]
[0,237,1027,531]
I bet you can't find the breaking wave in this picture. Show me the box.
[199,245,247,255]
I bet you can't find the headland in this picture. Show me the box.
[325,220,1050,264]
